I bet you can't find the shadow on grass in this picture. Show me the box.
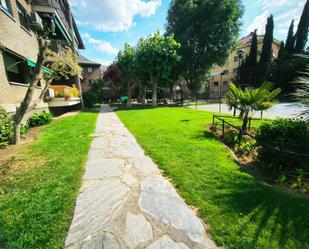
[210,177,309,248]
[112,103,178,112]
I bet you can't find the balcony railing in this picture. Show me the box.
[31,0,70,37]
[46,85,81,107]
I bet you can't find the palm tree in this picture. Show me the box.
[226,82,281,130]
[294,54,309,119]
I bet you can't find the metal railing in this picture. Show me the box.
[212,114,309,158]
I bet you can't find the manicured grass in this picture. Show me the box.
[0,111,98,249]
[115,106,309,249]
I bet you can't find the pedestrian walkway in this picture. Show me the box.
[65,105,218,249]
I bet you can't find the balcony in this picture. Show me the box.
[46,85,81,107]
[31,0,71,40]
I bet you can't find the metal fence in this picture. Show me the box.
[212,114,309,181]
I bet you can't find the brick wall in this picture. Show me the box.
[0,0,48,113]
[80,65,101,92]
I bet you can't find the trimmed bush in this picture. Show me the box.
[0,106,14,148]
[256,118,309,175]
[27,111,53,127]
[83,91,98,108]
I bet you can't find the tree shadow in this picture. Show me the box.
[210,177,309,248]
[112,103,178,112]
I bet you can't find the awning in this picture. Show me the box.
[54,16,71,44]
[27,60,52,75]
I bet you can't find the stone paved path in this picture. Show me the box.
[65,105,218,249]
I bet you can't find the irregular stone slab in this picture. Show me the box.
[122,173,137,185]
[81,232,120,249]
[131,156,160,176]
[91,138,109,149]
[83,159,125,180]
[124,213,153,249]
[146,235,190,249]
[139,176,205,243]
[65,180,130,247]
[111,146,144,159]
[87,148,112,161]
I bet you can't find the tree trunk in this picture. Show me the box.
[152,78,157,107]
[127,82,132,107]
[14,121,21,145]
[170,85,173,105]
[242,112,249,131]
[14,41,47,144]
[141,82,146,105]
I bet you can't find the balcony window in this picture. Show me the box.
[3,51,29,84]
[0,0,13,15]
[213,81,219,87]
[17,1,30,30]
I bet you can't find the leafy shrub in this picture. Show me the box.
[223,130,255,155]
[20,124,29,135]
[83,91,98,108]
[64,84,80,99]
[256,118,309,175]
[0,106,14,148]
[27,111,53,127]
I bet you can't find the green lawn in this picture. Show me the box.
[115,106,309,249]
[0,111,98,249]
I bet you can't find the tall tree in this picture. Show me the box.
[285,20,296,53]
[167,0,243,99]
[277,41,286,59]
[260,15,274,64]
[136,31,180,106]
[247,30,258,67]
[135,38,151,105]
[14,43,80,144]
[117,43,137,106]
[295,0,309,53]
[103,63,124,100]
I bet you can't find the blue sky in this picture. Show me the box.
[69,0,307,66]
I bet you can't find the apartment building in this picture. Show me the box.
[209,34,281,99]
[0,0,84,115]
[78,55,101,92]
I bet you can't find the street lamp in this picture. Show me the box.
[219,71,225,113]
[236,49,245,87]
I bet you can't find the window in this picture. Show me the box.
[3,51,29,84]
[0,0,13,15]
[234,56,238,62]
[223,81,228,85]
[233,68,238,73]
[17,1,29,30]
[213,81,219,87]
[223,69,229,75]
[87,67,93,73]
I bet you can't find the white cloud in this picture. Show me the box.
[97,59,114,66]
[82,33,118,55]
[69,0,161,32]
[246,0,306,38]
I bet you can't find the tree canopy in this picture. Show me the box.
[295,0,309,53]
[166,0,243,97]
[260,15,274,64]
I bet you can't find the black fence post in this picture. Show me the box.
[222,120,225,136]
[238,129,242,146]
[212,115,215,125]
[248,118,252,130]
